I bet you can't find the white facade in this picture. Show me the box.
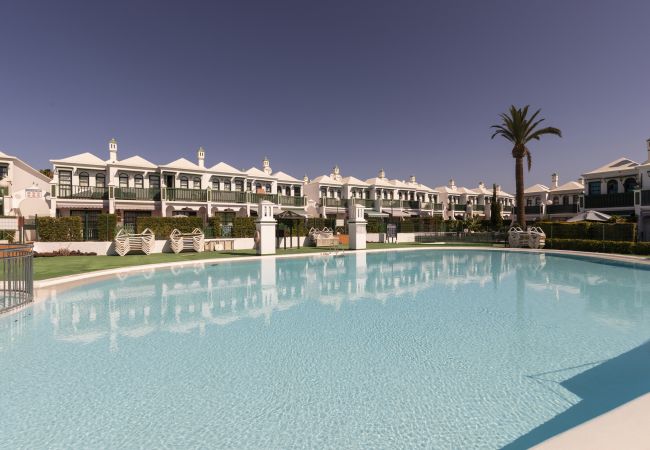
[0,150,52,218]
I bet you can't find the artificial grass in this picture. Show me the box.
[33,241,501,280]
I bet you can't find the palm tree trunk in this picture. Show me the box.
[515,156,525,227]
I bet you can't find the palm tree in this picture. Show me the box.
[491,105,561,227]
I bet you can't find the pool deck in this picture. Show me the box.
[23,246,650,448]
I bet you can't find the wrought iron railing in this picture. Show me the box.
[211,190,247,203]
[382,199,402,208]
[58,185,109,200]
[473,204,485,211]
[547,204,579,214]
[278,195,306,207]
[450,204,467,211]
[403,200,421,209]
[0,244,33,314]
[115,187,161,201]
[323,198,346,207]
[351,198,375,208]
[166,188,208,202]
[433,203,444,211]
[585,192,635,209]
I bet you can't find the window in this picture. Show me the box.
[96,173,106,188]
[553,196,559,205]
[572,195,579,205]
[588,181,601,196]
[134,174,144,189]
[149,174,160,188]
[119,173,129,188]
[180,176,188,189]
[285,186,291,196]
[212,179,220,190]
[265,184,272,193]
[624,178,637,192]
[606,180,618,194]
[293,186,301,197]
[193,177,201,189]
[58,170,72,198]
[78,172,89,187]
[246,181,252,191]
[526,198,532,206]
[224,180,231,191]
[235,180,244,191]
[535,197,541,206]
[0,165,8,179]
[256,182,262,192]
[320,188,327,198]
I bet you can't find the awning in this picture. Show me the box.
[276,210,308,219]
[57,202,104,209]
[115,203,157,211]
[365,211,389,217]
[566,210,612,222]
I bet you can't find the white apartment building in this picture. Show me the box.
[435,179,514,220]
[0,150,52,218]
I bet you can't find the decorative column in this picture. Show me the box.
[348,202,367,250]
[256,200,276,255]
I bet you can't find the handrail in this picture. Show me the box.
[0,243,33,313]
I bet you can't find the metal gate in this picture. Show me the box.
[0,244,34,313]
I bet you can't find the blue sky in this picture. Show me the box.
[1,0,649,191]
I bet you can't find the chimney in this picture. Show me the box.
[578,177,585,186]
[197,146,205,168]
[262,156,272,175]
[448,178,455,188]
[409,175,416,184]
[303,174,309,184]
[108,138,117,163]
[646,138,650,163]
[478,181,485,189]
[496,184,501,192]
[378,168,385,179]
[551,173,559,189]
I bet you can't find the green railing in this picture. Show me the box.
[352,198,375,208]
[433,203,444,212]
[502,205,513,212]
[248,192,278,204]
[211,190,247,203]
[473,204,485,211]
[323,198,346,207]
[382,199,402,208]
[585,192,635,209]
[403,200,421,209]
[547,204,579,214]
[115,187,161,201]
[450,204,467,211]
[166,188,207,202]
[279,195,306,207]
[58,185,108,200]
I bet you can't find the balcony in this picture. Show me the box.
[502,205,513,212]
[643,190,650,206]
[166,188,207,202]
[351,198,375,208]
[115,187,161,201]
[323,198,347,208]
[402,200,421,209]
[585,192,634,209]
[278,195,306,207]
[547,204,579,214]
[210,190,246,203]
[449,204,467,211]
[58,185,108,200]
[433,203,444,212]
[382,199,402,209]
[473,204,485,211]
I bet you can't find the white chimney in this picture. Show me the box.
[378,168,385,179]
[551,173,559,189]
[478,181,485,189]
[496,184,501,192]
[646,138,650,163]
[108,138,117,163]
[448,179,456,188]
[578,177,585,186]
[303,174,309,184]
[262,156,272,175]
[197,146,205,168]
[409,175,416,183]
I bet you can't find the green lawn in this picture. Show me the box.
[33,242,501,280]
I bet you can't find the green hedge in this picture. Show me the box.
[37,217,83,242]
[207,216,222,238]
[546,238,650,255]
[232,217,256,238]
[97,214,117,241]
[537,222,636,242]
[136,216,203,239]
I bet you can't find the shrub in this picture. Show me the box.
[34,249,97,257]
[537,222,636,242]
[136,216,203,239]
[97,214,118,241]
[545,238,650,255]
[232,217,256,238]
[207,216,222,238]
[37,217,83,242]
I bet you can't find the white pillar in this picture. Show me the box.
[256,200,276,255]
[348,203,367,250]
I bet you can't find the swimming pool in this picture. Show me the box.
[1,250,650,448]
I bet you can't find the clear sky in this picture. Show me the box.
[1,0,649,192]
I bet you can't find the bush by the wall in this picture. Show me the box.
[545,238,650,255]
[232,217,256,238]
[207,216,222,238]
[97,214,118,241]
[538,222,636,242]
[37,217,83,242]
[136,216,203,239]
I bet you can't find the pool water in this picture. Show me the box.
[1,250,650,448]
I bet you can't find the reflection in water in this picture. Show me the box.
[34,251,650,353]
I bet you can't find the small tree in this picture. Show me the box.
[490,183,503,230]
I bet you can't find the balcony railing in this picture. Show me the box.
[449,204,467,211]
[211,190,247,203]
[547,204,579,214]
[585,192,634,209]
[351,198,375,208]
[248,192,277,204]
[642,190,650,206]
[278,195,306,207]
[166,188,207,202]
[58,185,108,200]
[402,200,421,209]
[115,187,161,201]
[433,203,444,212]
[382,199,402,208]
[473,204,485,211]
[502,205,513,212]
[323,198,346,207]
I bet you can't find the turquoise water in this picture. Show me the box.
[1,250,650,449]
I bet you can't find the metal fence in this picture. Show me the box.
[0,244,34,314]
